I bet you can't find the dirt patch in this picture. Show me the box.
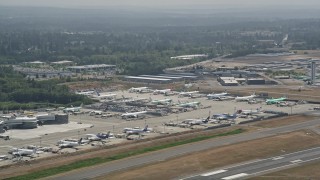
[252,161,320,180]
[252,115,317,128]
[98,130,320,180]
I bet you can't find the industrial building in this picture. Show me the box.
[13,66,72,79]
[220,79,239,86]
[123,76,173,84]
[0,113,69,130]
[217,76,266,86]
[51,60,75,66]
[123,73,198,84]
[67,64,116,73]
[247,78,266,85]
[170,54,208,60]
[211,70,259,78]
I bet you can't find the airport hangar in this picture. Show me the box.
[123,73,198,84]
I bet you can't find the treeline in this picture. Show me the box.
[2,12,320,75]
[0,66,92,110]
[0,17,287,75]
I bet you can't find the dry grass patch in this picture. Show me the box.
[252,115,317,128]
[252,161,320,180]
[99,130,320,180]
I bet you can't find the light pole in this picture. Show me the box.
[176,115,179,124]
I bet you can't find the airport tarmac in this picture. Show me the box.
[0,89,317,166]
[1,122,92,140]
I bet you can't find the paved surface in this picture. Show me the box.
[47,118,320,180]
[1,90,313,156]
[184,146,320,180]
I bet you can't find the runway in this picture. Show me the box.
[47,118,320,180]
[185,146,320,180]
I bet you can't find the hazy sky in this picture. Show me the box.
[1,0,320,8]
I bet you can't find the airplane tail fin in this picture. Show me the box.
[78,138,82,144]
[232,113,237,119]
[203,116,210,123]
[143,125,148,131]
[80,103,83,108]
[96,91,100,96]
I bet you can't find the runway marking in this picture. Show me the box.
[272,156,284,160]
[291,159,303,164]
[201,169,227,176]
[303,157,320,163]
[222,173,249,180]
[221,159,265,169]
[280,146,320,157]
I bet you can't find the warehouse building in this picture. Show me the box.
[247,78,266,85]
[140,75,183,82]
[67,64,116,73]
[220,79,239,86]
[123,76,172,84]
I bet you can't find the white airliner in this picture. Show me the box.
[89,111,103,116]
[75,91,95,96]
[123,125,151,135]
[151,98,172,105]
[177,101,201,108]
[238,108,262,115]
[63,103,83,113]
[129,87,149,93]
[10,148,41,157]
[153,89,171,95]
[85,132,114,141]
[0,155,8,160]
[121,111,148,119]
[185,116,210,125]
[57,138,83,149]
[92,92,117,100]
[235,93,256,102]
[179,91,199,97]
[207,92,228,99]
